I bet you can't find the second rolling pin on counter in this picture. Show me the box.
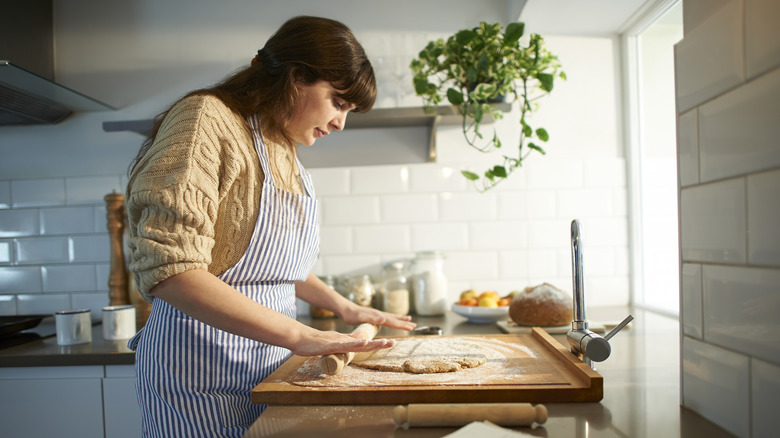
[319,323,379,375]
[393,403,548,428]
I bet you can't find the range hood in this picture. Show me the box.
[0,1,114,126]
[0,61,114,125]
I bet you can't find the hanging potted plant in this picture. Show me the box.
[410,22,565,192]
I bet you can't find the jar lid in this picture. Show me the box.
[415,250,444,259]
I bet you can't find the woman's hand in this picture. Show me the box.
[338,304,417,332]
[296,273,417,332]
[288,327,396,357]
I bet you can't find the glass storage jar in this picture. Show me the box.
[311,276,336,318]
[410,251,448,315]
[381,262,410,315]
[347,274,375,307]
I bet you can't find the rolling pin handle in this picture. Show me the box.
[535,404,548,424]
[392,405,409,428]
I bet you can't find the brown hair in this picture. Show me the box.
[128,15,376,175]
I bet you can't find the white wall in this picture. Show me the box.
[0,0,630,316]
[676,0,780,436]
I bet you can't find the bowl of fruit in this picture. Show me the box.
[451,289,514,324]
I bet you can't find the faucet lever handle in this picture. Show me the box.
[603,314,634,341]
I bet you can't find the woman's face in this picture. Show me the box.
[288,80,356,146]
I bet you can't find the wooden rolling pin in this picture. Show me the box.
[393,403,547,429]
[318,323,379,375]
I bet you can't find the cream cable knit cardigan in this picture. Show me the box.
[126,95,303,301]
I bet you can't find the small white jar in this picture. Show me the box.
[411,251,448,315]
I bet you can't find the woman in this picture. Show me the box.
[125,16,415,437]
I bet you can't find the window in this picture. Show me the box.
[624,0,683,315]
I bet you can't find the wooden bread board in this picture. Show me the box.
[497,320,604,334]
[251,328,602,406]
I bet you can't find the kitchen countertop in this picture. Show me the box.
[244,307,735,438]
[0,319,134,367]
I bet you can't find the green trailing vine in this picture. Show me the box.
[410,22,565,192]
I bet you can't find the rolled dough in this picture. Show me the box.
[351,337,487,374]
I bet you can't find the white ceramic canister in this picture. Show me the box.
[411,251,448,315]
[55,309,92,345]
[102,304,136,340]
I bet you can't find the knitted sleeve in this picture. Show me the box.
[126,95,252,298]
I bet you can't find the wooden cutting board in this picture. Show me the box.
[251,328,602,405]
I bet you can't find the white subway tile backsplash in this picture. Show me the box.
[0,181,10,209]
[16,293,71,315]
[582,218,629,247]
[752,359,780,437]
[351,166,409,194]
[11,179,66,208]
[699,68,780,182]
[439,192,497,221]
[0,295,16,315]
[526,160,583,189]
[14,237,69,264]
[680,179,746,264]
[408,164,468,193]
[583,158,626,188]
[69,235,110,263]
[410,223,468,252]
[0,241,9,264]
[702,265,780,363]
[39,207,95,235]
[498,250,529,280]
[0,266,42,293]
[746,0,780,79]
[321,254,382,277]
[320,196,380,225]
[319,226,352,255]
[612,188,628,217]
[557,189,614,218]
[41,265,97,293]
[92,206,107,233]
[747,169,780,266]
[95,263,110,292]
[65,176,122,205]
[674,0,744,113]
[581,247,617,276]
[380,194,438,223]
[681,337,750,438]
[0,209,39,238]
[496,191,528,220]
[527,219,570,249]
[527,249,558,278]
[584,276,629,307]
[469,221,527,250]
[681,263,703,339]
[71,292,109,317]
[444,251,499,281]
[677,109,699,187]
[525,190,557,219]
[353,225,410,254]
[309,168,350,196]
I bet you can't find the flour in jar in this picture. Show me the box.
[351,337,487,374]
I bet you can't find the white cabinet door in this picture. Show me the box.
[0,370,104,438]
[103,365,142,438]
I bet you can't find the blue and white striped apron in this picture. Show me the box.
[129,114,319,438]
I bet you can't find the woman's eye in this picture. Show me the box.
[333,99,344,110]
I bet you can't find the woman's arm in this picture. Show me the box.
[150,268,396,356]
[295,273,416,330]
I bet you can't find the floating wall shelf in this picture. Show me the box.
[103,103,511,165]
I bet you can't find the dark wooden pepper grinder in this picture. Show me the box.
[105,192,151,330]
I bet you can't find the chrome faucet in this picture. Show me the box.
[567,219,633,367]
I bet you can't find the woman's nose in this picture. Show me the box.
[331,112,347,131]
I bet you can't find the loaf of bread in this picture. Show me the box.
[509,283,572,327]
